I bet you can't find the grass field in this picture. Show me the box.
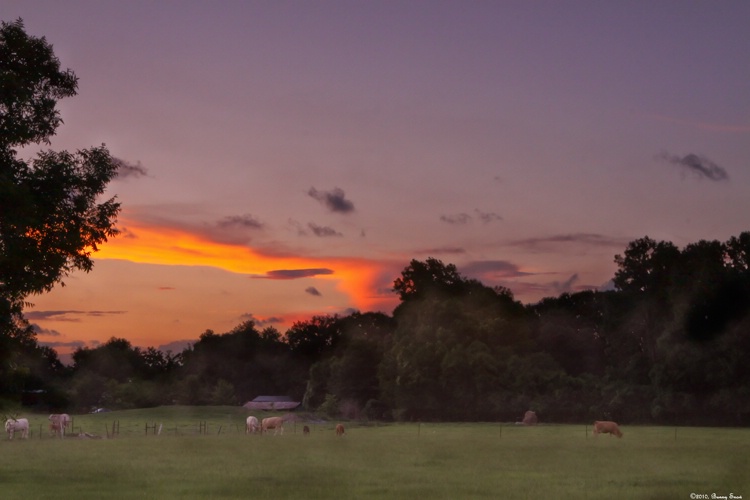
[1,407,748,499]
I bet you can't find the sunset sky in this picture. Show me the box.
[3,1,749,362]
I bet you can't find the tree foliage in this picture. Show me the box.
[1,19,120,307]
[0,19,119,406]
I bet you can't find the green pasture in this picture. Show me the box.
[1,407,748,499]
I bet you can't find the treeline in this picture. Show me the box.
[3,233,750,426]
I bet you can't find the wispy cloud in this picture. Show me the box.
[415,246,466,255]
[440,213,471,225]
[217,214,265,230]
[550,273,579,295]
[510,233,628,252]
[656,151,729,181]
[252,268,335,280]
[460,260,531,279]
[308,223,343,237]
[305,286,322,296]
[39,340,87,349]
[475,210,503,224]
[113,157,149,180]
[30,324,62,336]
[440,209,502,225]
[308,187,355,213]
[239,312,285,326]
[25,310,127,322]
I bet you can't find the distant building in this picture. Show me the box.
[243,395,300,411]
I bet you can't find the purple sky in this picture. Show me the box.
[4,0,749,359]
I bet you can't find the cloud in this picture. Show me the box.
[440,213,471,225]
[308,223,343,237]
[217,214,265,230]
[239,313,285,327]
[475,209,502,224]
[288,218,307,236]
[415,246,466,255]
[308,187,355,213]
[30,324,62,336]
[305,286,322,296]
[39,340,87,349]
[252,268,335,280]
[157,286,175,291]
[550,273,579,295]
[440,209,501,225]
[24,310,127,322]
[460,260,531,279]
[657,152,729,181]
[510,233,628,252]
[113,157,149,179]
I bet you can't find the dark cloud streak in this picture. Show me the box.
[460,260,531,279]
[510,233,628,251]
[308,187,355,213]
[440,213,471,225]
[25,310,127,322]
[657,151,729,181]
[217,214,264,230]
[252,268,334,280]
[113,157,149,179]
[308,223,342,237]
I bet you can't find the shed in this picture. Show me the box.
[243,395,300,411]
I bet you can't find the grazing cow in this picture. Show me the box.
[49,414,71,437]
[593,420,623,438]
[335,423,345,436]
[246,416,259,434]
[5,418,29,439]
[303,425,310,436]
[261,416,284,435]
[515,410,537,426]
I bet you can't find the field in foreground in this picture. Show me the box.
[1,407,748,499]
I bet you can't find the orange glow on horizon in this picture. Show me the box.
[96,218,395,313]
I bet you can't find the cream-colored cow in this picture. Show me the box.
[49,414,71,437]
[5,418,29,439]
[261,416,284,435]
[245,416,259,434]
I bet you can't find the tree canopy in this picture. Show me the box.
[0,19,120,402]
[0,18,120,309]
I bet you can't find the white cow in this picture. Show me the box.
[49,414,71,437]
[246,416,259,434]
[5,418,29,439]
